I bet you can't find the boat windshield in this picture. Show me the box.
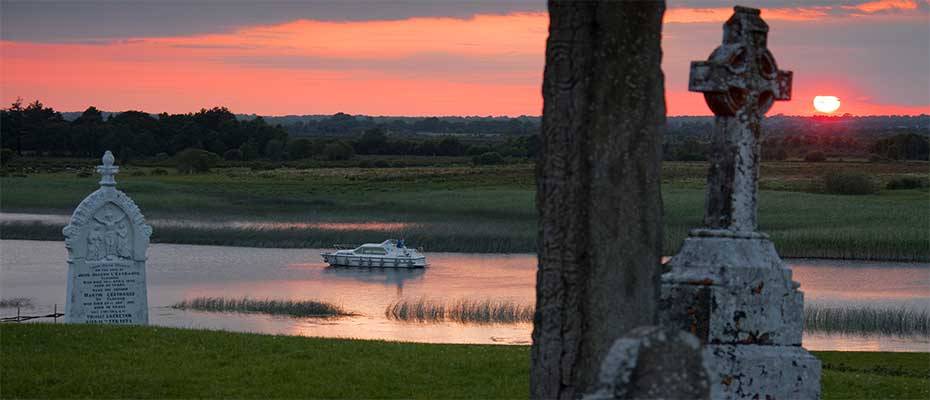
[355,246,388,255]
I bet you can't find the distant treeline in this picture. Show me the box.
[1,101,288,162]
[0,101,536,165]
[282,113,540,137]
[3,100,928,164]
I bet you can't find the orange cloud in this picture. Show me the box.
[666,7,830,23]
[847,0,919,13]
[153,13,546,60]
[1,8,927,117]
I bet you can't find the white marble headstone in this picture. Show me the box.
[64,151,152,324]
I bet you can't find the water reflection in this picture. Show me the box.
[321,266,426,296]
[1,239,927,350]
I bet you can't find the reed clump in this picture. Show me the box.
[172,297,349,318]
[385,298,534,324]
[805,305,929,336]
[0,298,32,308]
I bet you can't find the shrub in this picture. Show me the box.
[886,176,929,190]
[151,168,169,176]
[871,133,929,161]
[239,142,259,161]
[323,141,354,161]
[473,152,504,165]
[286,138,315,160]
[373,160,390,168]
[223,149,243,161]
[357,160,372,168]
[264,139,285,161]
[175,148,220,174]
[129,170,147,177]
[823,171,877,195]
[804,152,826,162]
[1,148,15,167]
[76,171,92,178]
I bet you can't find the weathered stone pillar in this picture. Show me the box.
[659,6,821,399]
[531,1,666,398]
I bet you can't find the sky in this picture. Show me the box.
[1,0,928,116]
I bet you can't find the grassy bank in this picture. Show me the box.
[2,162,927,260]
[1,324,928,399]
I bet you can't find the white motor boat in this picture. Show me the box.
[321,239,427,268]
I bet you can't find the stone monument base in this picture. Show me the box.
[704,344,821,399]
[661,229,821,399]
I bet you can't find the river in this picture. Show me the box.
[1,240,927,351]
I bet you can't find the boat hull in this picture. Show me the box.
[321,253,427,268]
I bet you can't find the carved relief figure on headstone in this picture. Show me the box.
[659,6,821,399]
[64,151,152,325]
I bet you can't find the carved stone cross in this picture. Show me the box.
[689,6,792,232]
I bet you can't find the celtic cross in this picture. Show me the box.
[689,6,792,233]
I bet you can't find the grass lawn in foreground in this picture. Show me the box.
[1,324,928,399]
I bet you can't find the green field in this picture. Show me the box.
[1,324,927,399]
[1,161,927,260]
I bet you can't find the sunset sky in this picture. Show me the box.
[2,0,928,116]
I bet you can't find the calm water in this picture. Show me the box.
[0,212,415,231]
[1,240,927,351]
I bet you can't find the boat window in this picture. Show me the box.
[358,246,386,255]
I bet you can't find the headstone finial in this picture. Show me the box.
[96,150,119,187]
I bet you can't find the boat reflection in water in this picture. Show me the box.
[322,266,426,296]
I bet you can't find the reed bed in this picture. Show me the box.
[385,298,534,324]
[805,305,929,336]
[172,297,349,318]
[0,298,32,308]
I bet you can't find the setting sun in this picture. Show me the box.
[813,95,841,113]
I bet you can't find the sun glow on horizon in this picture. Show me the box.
[813,96,842,113]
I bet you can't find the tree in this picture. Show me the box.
[322,141,354,161]
[175,148,219,174]
[223,149,243,161]
[437,137,465,156]
[286,138,316,160]
[871,133,929,160]
[0,148,14,167]
[239,141,259,161]
[264,139,284,160]
[356,127,388,154]
[531,2,666,398]
[472,151,504,165]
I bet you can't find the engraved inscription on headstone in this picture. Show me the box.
[64,151,152,324]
